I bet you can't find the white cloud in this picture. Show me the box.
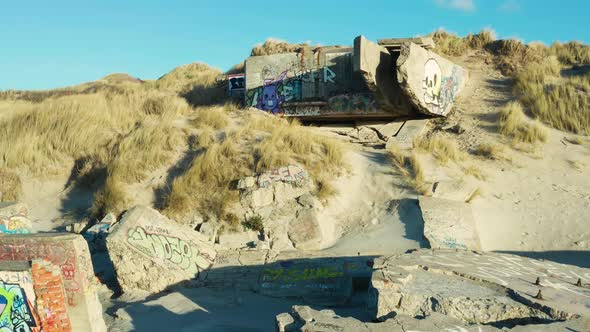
[498,0,521,12]
[435,0,476,12]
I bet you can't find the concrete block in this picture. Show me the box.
[418,196,482,250]
[386,119,428,150]
[397,42,468,116]
[106,205,216,293]
[370,250,590,323]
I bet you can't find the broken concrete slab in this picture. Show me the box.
[354,35,415,116]
[419,196,482,250]
[370,250,590,324]
[385,119,428,150]
[358,121,405,141]
[106,205,216,293]
[287,210,321,251]
[397,42,468,116]
[277,306,504,332]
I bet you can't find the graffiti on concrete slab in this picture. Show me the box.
[0,282,39,332]
[420,252,590,292]
[127,227,213,275]
[246,64,338,114]
[0,215,32,234]
[422,58,461,115]
[257,165,308,188]
[261,266,344,283]
[328,93,377,112]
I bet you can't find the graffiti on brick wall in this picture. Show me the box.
[257,165,308,188]
[0,241,83,307]
[127,226,214,275]
[0,215,32,234]
[422,58,462,115]
[328,93,377,112]
[0,281,40,332]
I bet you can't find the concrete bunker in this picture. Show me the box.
[234,36,467,120]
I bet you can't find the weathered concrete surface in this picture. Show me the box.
[287,210,322,250]
[385,119,429,150]
[277,306,590,332]
[354,36,414,116]
[0,233,106,332]
[370,250,590,324]
[419,196,482,250]
[200,250,374,306]
[276,306,495,332]
[397,42,468,116]
[0,202,32,234]
[106,205,216,293]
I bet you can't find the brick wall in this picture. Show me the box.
[31,260,71,332]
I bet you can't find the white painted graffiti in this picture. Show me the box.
[127,227,214,274]
[257,165,308,188]
[419,252,590,294]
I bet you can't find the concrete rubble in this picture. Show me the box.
[369,249,590,325]
[419,196,482,250]
[106,205,217,293]
[276,305,590,332]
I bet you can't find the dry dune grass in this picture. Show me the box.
[0,168,22,202]
[191,105,230,129]
[386,142,428,194]
[164,113,346,222]
[499,101,548,144]
[413,133,466,164]
[473,143,504,160]
[515,58,590,134]
[251,38,309,56]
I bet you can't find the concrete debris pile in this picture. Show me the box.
[236,165,328,251]
[106,205,217,293]
[238,35,467,119]
[276,305,590,332]
[369,250,590,326]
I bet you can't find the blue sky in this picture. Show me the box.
[1,0,588,90]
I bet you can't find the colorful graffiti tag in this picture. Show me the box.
[422,58,461,115]
[0,282,39,332]
[246,66,338,114]
[0,215,32,234]
[127,226,214,275]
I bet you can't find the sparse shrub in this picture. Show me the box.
[473,143,504,160]
[464,165,487,181]
[550,41,590,65]
[466,29,496,49]
[197,126,216,148]
[224,213,241,232]
[386,142,428,194]
[243,214,264,232]
[413,133,465,164]
[0,168,22,202]
[430,29,469,56]
[499,102,548,144]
